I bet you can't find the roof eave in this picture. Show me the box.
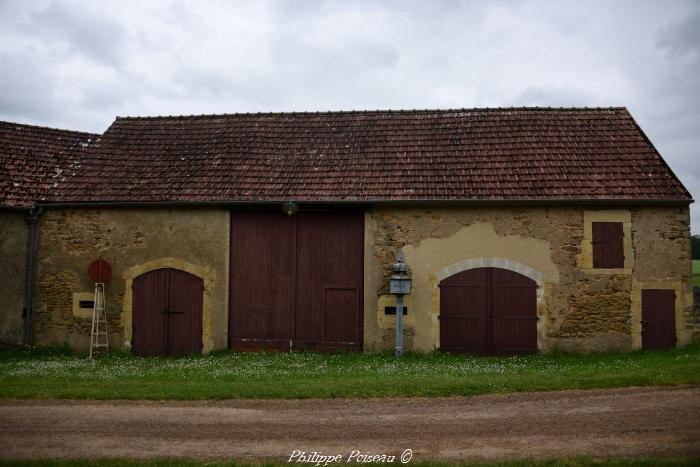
[27,198,694,210]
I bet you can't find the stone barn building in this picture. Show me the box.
[0,108,697,355]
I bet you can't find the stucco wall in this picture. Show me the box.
[26,204,696,354]
[33,208,230,352]
[0,211,28,344]
[364,205,696,353]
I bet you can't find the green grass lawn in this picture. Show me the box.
[693,259,700,287]
[1,344,699,400]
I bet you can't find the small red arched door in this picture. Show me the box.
[132,268,203,356]
[440,267,537,355]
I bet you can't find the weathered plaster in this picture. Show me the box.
[364,205,697,353]
[0,211,27,344]
[364,207,564,352]
[34,208,229,352]
[403,223,558,351]
[71,291,95,319]
[24,204,697,354]
[435,257,544,283]
[376,294,415,329]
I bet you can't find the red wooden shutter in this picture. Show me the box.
[592,222,624,268]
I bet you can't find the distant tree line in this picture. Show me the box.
[693,235,700,260]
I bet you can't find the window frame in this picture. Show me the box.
[577,210,633,274]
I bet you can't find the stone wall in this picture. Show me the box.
[33,208,230,352]
[630,207,697,348]
[363,205,696,353]
[0,211,28,344]
[25,204,696,354]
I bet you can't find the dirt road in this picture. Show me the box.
[1,386,699,461]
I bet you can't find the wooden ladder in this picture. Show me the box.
[89,282,108,358]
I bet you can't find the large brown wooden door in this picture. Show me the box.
[440,267,537,355]
[230,211,363,351]
[132,268,203,356]
[641,289,676,350]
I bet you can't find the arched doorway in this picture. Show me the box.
[132,268,203,356]
[439,267,537,355]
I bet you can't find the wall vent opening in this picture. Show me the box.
[384,306,407,315]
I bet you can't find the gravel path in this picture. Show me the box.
[1,386,699,461]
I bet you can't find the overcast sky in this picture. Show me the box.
[1,0,698,232]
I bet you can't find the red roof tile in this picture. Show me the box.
[2,108,692,206]
[0,121,97,207]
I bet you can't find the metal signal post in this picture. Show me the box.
[389,251,411,357]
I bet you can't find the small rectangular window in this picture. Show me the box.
[384,306,408,315]
[79,300,95,309]
[592,222,624,268]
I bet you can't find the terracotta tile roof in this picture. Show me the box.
[0,121,98,207]
[3,108,692,206]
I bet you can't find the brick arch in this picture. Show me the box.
[121,258,215,354]
[436,257,543,284]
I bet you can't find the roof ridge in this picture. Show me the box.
[115,106,629,121]
[0,120,99,138]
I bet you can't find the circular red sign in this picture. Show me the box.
[88,259,112,282]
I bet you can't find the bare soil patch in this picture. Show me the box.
[1,386,699,461]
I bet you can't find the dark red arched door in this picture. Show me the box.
[132,268,203,356]
[440,267,537,355]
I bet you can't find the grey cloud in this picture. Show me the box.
[645,7,700,232]
[271,0,474,23]
[269,35,400,75]
[24,1,126,66]
[508,86,597,108]
[0,54,59,122]
[656,10,700,56]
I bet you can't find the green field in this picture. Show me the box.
[1,344,699,400]
[693,259,700,287]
